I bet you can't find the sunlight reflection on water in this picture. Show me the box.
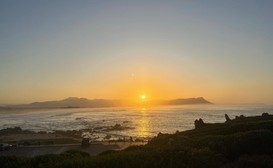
[1,105,273,139]
[135,107,150,138]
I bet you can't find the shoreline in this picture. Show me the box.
[1,113,273,167]
[0,127,149,146]
[0,127,148,157]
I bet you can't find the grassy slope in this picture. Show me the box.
[1,115,273,168]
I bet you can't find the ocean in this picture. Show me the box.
[1,105,273,140]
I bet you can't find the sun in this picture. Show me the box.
[141,95,146,100]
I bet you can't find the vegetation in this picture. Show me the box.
[1,115,273,168]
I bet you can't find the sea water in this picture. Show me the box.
[1,105,273,140]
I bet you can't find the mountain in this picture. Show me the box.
[8,97,211,108]
[160,97,212,105]
[12,97,122,108]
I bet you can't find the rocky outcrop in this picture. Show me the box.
[194,118,205,129]
[225,114,231,122]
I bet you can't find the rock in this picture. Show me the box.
[81,138,90,147]
[235,115,245,120]
[225,114,231,122]
[105,135,111,139]
[239,115,245,118]
[262,112,269,116]
[194,118,205,129]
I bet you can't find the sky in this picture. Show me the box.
[1,0,273,104]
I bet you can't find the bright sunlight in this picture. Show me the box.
[141,95,146,100]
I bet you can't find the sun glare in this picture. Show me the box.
[141,95,146,100]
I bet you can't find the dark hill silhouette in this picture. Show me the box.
[14,97,122,108]
[8,97,211,108]
[157,97,211,105]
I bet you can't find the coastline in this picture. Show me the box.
[1,113,273,167]
[0,127,147,157]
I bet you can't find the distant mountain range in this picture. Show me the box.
[153,97,212,105]
[6,97,212,108]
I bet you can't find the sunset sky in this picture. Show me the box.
[1,0,273,104]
